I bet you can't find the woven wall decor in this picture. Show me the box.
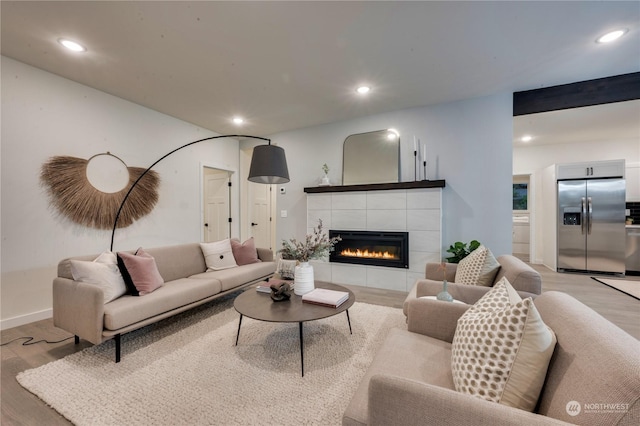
[40,154,160,230]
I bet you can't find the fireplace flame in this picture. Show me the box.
[340,248,398,259]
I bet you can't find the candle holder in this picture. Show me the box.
[423,160,427,181]
[414,150,418,181]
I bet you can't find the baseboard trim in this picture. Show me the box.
[1,308,53,331]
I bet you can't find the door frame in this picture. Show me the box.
[200,162,239,242]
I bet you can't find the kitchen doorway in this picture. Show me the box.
[512,174,531,262]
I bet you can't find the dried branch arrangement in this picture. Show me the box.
[40,155,160,229]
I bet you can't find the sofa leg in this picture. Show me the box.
[115,334,121,363]
[74,335,80,344]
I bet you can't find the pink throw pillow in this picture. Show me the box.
[230,238,261,266]
[117,248,164,295]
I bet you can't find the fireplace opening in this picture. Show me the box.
[329,230,409,269]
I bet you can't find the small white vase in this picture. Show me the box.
[294,261,315,295]
[320,174,330,186]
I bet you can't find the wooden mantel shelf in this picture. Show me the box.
[303,180,445,193]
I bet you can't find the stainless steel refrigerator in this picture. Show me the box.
[557,178,626,275]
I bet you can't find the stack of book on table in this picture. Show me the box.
[302,288,349,308]
[256,278,293,293]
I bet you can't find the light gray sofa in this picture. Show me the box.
[53,242,276,362]
[343,290,640,425]
[403,254,542,317]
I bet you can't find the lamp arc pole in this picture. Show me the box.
[109,134,274,251]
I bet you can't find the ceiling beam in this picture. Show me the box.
[513,72,640,116]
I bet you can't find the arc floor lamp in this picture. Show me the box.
[109,135,289,251]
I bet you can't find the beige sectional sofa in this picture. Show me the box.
[343,290,640,425]
[53,242,276,362]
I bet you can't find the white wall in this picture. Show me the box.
[514,138,639,264]
[267,93,514,261]
[1,57,240,328]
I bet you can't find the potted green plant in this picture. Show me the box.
[320,163,330,186]
[445,240,481,263]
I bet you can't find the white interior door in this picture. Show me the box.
[249,182,271,249]
[203,168,231,242]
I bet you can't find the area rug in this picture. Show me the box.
[591,277,640,300]
[17,296,406,425]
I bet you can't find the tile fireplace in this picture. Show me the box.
[304,181,444,292]
[329,230,409,269]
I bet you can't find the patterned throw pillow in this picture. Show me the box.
[454,245,501,286]
[451,278,557,412]
[200,239,238,271]
[465,277,521,314]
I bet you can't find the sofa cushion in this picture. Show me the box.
[200,239,238,271]
[70,252,127,303]
[343,327,454,426]
[143,243,207,282]
[454,245,500,286]
[230,237,261,265]
[189,261,276,291]
[534,291,640,424]
[451,279,556,412]
[117,248,164,295]
[103,277,222,330]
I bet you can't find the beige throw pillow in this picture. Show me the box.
[200,239,238,271]
[455,245,501,286]
[451,278,557,412]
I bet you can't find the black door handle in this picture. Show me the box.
[251,222,258,226]
[204,223,209,227]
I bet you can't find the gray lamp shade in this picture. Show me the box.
[248,144,290,184]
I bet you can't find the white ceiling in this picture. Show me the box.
[1,1,639,137]
[514,99,640,147]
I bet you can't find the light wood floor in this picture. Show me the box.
[2,266,638,425]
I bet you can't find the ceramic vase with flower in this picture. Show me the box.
[437,279,453,302]
[279,219,342,297]
[294,261,315,295]
[436,261,453,302]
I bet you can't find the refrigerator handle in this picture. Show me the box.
[581,197,586,235]
[587,197,593,235]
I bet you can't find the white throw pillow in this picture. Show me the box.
[200,239,238,271]
[70,252,127,303]
[455,245,501,286]
[451,278,557,412]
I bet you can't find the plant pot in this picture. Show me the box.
[294,261,315,295]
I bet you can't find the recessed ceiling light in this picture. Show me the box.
[232,117,244,125]
[521,135,533,143]
[596,29,628,44]
[356,86,371,94]
[58,38,87,52]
